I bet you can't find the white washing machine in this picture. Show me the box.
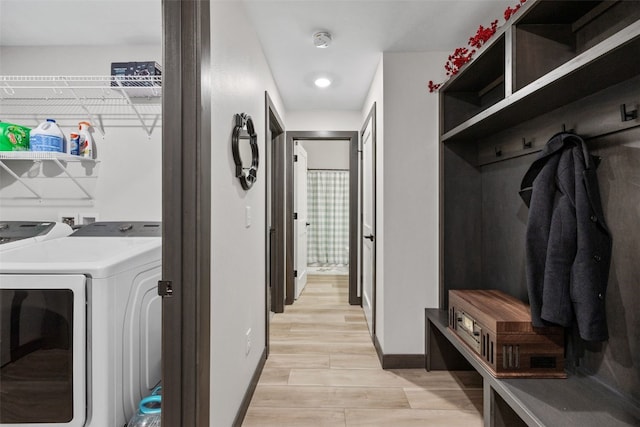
[0,222,162,427]
[0,221,73,252]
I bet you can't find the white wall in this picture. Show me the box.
[0,45,162,222]
[209,2,286,425]
[287,110,360,131]
[380,51,447,355]
[300,139,349,170]
[361,55,384,348]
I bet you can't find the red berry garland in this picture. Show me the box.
[505,0,527,21]
[445,47,476,77]
[428,0,527,92]
[469,20,499,49]
[428,81,442,92]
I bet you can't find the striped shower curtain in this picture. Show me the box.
[307,170,349,266]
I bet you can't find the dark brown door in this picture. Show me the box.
[266,93,286,315]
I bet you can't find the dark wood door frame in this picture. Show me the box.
[265,92,286,325]
[360,104,377,334]
[161,0,211,425]
[285,130,360,306]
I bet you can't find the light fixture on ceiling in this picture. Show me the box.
[314,77,332,88]
[312,31,332,48]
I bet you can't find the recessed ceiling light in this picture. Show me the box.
[314,77,332,88]
[313,31,332,48]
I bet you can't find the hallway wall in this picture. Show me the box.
[209,2,286,425]
[381,51,447,355]
[287,110,361,131]
[361,51,449,356]
[300,139,350,170]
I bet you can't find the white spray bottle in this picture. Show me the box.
[78,121,95,159]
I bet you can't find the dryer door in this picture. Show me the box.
[0,274,86,427]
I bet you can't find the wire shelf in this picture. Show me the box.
[0,75,162,95]
[0,76,162,136]
[0,151,99,162]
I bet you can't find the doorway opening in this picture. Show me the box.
[294,138,351,300]
[285,131,359,308]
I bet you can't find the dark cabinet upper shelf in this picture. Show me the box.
[514,0,640,90]
[442,35,506,134]
[440,0,640,143]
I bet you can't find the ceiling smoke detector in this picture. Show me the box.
[313,31,332,48]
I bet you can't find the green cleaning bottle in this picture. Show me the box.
[0,121,30,151]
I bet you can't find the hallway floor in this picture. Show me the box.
[242,275,483,426]
[306,265,349,276]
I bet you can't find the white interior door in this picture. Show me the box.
[361,118,375,335]
[294,142,309,299]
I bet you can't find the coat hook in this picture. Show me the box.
[495,146,502,157]
[562,124,574,133]
[620,104,638,122]
[522,137,532,149]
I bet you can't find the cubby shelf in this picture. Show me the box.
[0,75,162,137]
[440,1,640,143]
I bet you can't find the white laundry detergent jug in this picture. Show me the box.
[29,119,66,152]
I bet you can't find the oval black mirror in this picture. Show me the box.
[232,113,259,190]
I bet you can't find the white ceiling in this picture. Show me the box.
[244,0,511,110]
[0,0,512,111]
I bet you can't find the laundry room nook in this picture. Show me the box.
[0,0,164,425]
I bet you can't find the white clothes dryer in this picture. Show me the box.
[0,221,73,252]
[0,222,162,427]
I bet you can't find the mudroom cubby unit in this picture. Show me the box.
[436,1,640,425]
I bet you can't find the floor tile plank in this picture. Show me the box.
[330,354,381,369]
[288,368,481,389]
[250,385,410,409]
[264,354,330,370]
[345,408,483,427]
[243,407,346,427]
[404,388,483,412]
[269,342,378,356]
[256,368,291,385]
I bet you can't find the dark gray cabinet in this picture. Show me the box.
[438,1,640,425]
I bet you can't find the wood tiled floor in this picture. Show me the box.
[243,275,483,426]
